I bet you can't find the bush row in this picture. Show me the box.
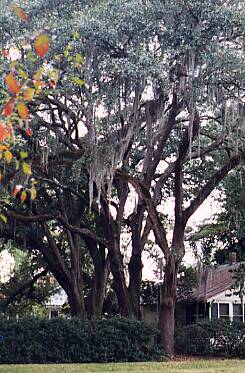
[0,317,164,363]
[175,319,245,358]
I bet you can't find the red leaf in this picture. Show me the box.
[12,5,29,22]
[0,124,7,142]
[2,98,15,117]
[25,128,32,137]
[2,50,9,58]
[13,185,22,197]
[34,34,49,58]
[17,102,29,120]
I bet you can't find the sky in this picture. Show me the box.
[141,191,222,281]
[0,250,15,283]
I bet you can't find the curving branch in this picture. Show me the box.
[116,171,169,255]
[5,211,60,222]
[184,151,245,224]
[0,268,49,313]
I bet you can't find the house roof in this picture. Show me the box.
[192,262,243,301]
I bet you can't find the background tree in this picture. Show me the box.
[0,245,56,317]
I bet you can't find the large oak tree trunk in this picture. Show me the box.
[89,276,106,318]
[159,255,178,357]
[101,198,133,317]
[128,253,142,319]
[82,235,108,319]
[87,263,109,318]
[109,231,133,317]
[128,203,145,319]
[66,283,85,317]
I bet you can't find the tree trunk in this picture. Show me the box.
[128,202,145,319]
[65,227,86,318]
[128,253,143,319]
[25,230,86,318]
[66,283,85,317]
[88,266,108,319]
[159,255,177,357]
[100,197,133,317]
[109,235,133,317]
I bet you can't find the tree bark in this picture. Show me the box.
[66,284,85,317]
[89,267,108,318]
[128,253,143,318]
[159,255,178,357]
[128,203,145,319]
[100,197,133,317]
[109,229,133,316]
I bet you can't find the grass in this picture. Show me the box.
[0,360,244,373]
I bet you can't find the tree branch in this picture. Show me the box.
[184,152,245,224]
[116,171,169,255]
[0,268,49,312]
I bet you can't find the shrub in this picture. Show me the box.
[175,319,245,358]
[0,317,164,363]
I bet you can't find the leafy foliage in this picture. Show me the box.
[0,317,164,363]
[140,266,197,305]
[175,319,245,358]
[0,248,58,317]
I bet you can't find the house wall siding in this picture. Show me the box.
[208,290,244,322]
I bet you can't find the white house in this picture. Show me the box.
[191,253,245,324]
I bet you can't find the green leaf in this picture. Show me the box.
[26,51,36,62]
[22,161,32,175]
[20,151,28,159]
[75,53,84,64]
[0,214,7,224]
[18,68,28,79]
[71,77,85,86]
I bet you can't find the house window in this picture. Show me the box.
[219,303,229,319]
[233,304,243,322]
[211,303,218,319]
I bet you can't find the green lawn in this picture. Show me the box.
[0,360,244,373]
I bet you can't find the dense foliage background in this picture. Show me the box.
[0,317,163,363]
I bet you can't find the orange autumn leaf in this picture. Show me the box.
[3,98,15,117]
[24,87,35,101]
[6,122,13,138]
[17,102,29,120]
[0,145,8,152]
[0,124,7,142]
[20,190,27,203]
[5,73,21,95]
[34,34,49,58]
[12,5,29,22]
[33,80,45,92]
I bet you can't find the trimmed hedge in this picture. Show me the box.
[175,319,245,358]
[0,317,164,363]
